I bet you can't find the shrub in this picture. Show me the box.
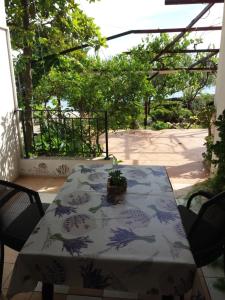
[202,135,214,166]
[151,107,178,123]
[151,121,172,130]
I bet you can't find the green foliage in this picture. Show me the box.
[6,0,105,103]
[196,101,215,129]
[32,33,216,133]
[213,278,225,292]
[179,108,193,120]
[151,107,179,123]
[188,173,225,195]
[211,109,225,176]
[151,121,172,130]
[108,170,127,186]
[6,3,218,153]
[202,135,214,165]
[150,101,194,129]
[31,111,103,158]
[195,109,225,193]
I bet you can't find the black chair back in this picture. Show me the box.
[187,191,225,267]
[0,180,44,234]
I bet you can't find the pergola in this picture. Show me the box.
[165,0,223,4]
[39,0,223,129]
[40,1,222,79]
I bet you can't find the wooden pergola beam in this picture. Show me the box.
[150,67,217,74]
[106,26,221,40]
[125,48,219,55]
[40,25,221,60]
[165,0,223,5]
[167,48,219,53]
[189,51,218,68]
[148,66,216,80]
[150,4,214,64]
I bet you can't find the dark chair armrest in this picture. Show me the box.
[0,180,38,196]
[186,190,214,209]
[0,180,45,216]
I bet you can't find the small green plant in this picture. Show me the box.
[211,109,225,175]
[202,135,214,169]
[108,170,127,186]
[188,109,225,194]
[151,120,172,130]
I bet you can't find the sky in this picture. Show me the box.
[78,0,224,58]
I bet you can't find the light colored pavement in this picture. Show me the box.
[106,128,209,193]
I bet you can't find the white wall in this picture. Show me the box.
[214,5,225,118]
[0,1,6,27]
[0,3,20,180]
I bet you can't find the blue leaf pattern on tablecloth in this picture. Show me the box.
[127,169,147,178]
[80,261,111,289]
[67,192,90,206]
[80,165,94,173]
[160,199,177,211]
[89,195,113,213]
[120,209,150,227]
[88,172,106,182]
[50,233,93,256]
[35,259,65,284]
[149,204,179,223]
[163,235,190,258]
[107,228,155,249]
[149,167,165,177]
[63,214,96,234]
[127,251,159,275]
[42,227,54,250]
[127,179,149,187]
[54,200,77,217]
[82,181,105,192]
[174,223,187,239]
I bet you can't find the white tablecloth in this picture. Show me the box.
[8,164,196,298]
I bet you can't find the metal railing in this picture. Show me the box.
[19,109,109,159]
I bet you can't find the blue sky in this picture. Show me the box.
[78,0,224,58]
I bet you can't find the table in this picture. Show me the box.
[8,164,196,299]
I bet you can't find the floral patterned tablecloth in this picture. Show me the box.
[8,164,196,298]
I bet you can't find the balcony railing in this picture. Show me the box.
[19,110,109,159]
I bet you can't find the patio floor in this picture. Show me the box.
[2,129,224,300]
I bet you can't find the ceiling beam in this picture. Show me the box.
[165,0,223,5]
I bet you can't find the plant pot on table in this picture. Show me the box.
[107,179,127,204]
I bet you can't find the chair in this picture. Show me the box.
[0,180,49,292]
[178,190,225,270]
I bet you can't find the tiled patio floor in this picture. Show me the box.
[2,129,225,300]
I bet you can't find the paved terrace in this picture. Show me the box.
[3,129,224,300]
[106,128,208,195]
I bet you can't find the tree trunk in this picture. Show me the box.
[21,0,33,155]
[144,100,148,129]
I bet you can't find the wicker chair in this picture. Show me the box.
[0,180,49,292]
[178,190,225,270]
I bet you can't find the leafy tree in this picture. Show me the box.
[34,33,217,132]
[133,34,216,112]
[5,0,104,152]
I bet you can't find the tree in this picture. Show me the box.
[34,33,217,130]
[5,0,104,153]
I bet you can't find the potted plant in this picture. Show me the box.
[107,170,127,203]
